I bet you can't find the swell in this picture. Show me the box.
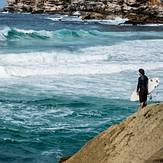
[1,27,163,43]
[0,27,109,41]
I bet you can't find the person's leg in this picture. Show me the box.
[143,93,148,108]
[140,102,145,109]
[143,101,147,107]
[139,92,147,109]
[140,102,147,108]
[139,92,144,109]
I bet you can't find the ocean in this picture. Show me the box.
[0,13,163,163]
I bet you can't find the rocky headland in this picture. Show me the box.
[60,103,163,163]
[3,0,163,24]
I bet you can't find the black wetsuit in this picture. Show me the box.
[137,75,148,103]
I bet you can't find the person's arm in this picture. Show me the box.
[137,78,140,93]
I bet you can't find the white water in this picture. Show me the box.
[0,39,162,78]
[47,16,128,25]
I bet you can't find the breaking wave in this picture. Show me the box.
[0,39,163,78]
[1,26,163,44]
[0,27,112,41]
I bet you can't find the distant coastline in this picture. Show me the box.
[2,0,163,25]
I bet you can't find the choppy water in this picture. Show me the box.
[0,13,163,163]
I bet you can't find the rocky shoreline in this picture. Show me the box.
[3,0,163,24]
[60,103,163,163]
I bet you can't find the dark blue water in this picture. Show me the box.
[0,13,163,163]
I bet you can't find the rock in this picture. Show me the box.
[82,12,106,19]
[144,148,163,163]
[149,0,161,6]
[43,0,64,12]
[82,1,106,12]
[4,0,163,24]
[63,103,163,163]
[71,0,85,4]
[124,0,137,6]
[122,3,133,12]
[124,4,163,24]
[7,0,17,4]
[44,5,64,12]
[124,12,149,24]
[105,2,122,13]
[32,7,44,13]
[148,5,163,17]
[59,156,72,163]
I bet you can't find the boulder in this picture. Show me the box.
[105,2,121,13]
[44,5,64,12]
[144,148,163,163]
[124,0,137,6]
[4,0,163,24]
[63,104,163,163]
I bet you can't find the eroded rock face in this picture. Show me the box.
[124,0,137,6]
[144,148,163,163]
[44,0,64,13]
[106,2,122,13]
[82,12,106,19]
[63,104,163,163]
[4,0,163,24]
[5,0,65,13]
[149,0,161,5]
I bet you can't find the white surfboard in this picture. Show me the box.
[130,78,160,101]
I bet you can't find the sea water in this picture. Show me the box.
[0,13,163,163]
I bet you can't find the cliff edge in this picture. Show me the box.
[4,0,163,24]
[63,103,163,163]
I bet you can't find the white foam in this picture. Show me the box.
[46,17,63,21]
[0,63,134,77]
[0,51,107,65]
[15,28,38,34]
[15,28,53,37]
[47,15,82,22]
[47,107,74,117]
[47,15,128,24]
[0,34,6,41]
[0,66,10,78]
[1,11,9,14]
[139,24,163,27]
[0,39,162,78]
[0,26,10,41]
[98,17,128,25]
[73,11,81,16]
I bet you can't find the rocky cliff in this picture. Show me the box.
[5,0,65,13]
[61,103,163,163]
[4,0,163,23]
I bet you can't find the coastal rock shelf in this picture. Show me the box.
[4,0,163,24]
[62,104,163,163]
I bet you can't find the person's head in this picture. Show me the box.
[139,68,145,76]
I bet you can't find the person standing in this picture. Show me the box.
[137,69,148,109]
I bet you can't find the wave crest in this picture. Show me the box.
[0,27,108,41]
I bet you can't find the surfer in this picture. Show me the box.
[137,69,148,109]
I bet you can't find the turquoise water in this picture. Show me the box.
[0,13,163,163]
